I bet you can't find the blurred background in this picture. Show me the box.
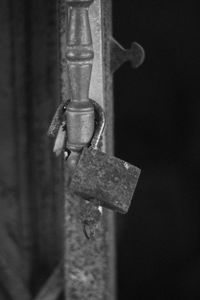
[0,0,200,299]
[114,0,200,299]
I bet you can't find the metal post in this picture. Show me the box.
[59,0,116,299]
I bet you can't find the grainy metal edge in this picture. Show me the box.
[101,1,116,299]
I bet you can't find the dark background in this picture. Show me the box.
[114,0,200,299]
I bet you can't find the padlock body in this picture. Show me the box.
[69,148,141,213]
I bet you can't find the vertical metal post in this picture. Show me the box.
[59,0,115,299]
[65,0,95,168]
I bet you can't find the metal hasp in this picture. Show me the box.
[61,0,116,299]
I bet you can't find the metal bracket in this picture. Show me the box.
[110,37,145,74]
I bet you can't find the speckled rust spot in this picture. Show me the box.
[69,147,141,213]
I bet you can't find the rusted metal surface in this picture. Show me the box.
[110,37,145,73]
[68,98,140,214]
[60,0,116,299]
[69,148,141,213]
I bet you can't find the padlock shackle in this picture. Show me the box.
[89,99,106,150]
[48,98,105,156]
[63,99,105,150]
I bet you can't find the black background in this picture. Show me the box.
[114,0,200,299]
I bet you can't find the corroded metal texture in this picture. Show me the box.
[60,0,116,299]
[64,176,114,299]
[69,148,141,213]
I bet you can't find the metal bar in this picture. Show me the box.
[59,0,115,299]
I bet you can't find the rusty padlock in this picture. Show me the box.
[68,101,141,214]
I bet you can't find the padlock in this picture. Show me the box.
[68,101,141,214]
